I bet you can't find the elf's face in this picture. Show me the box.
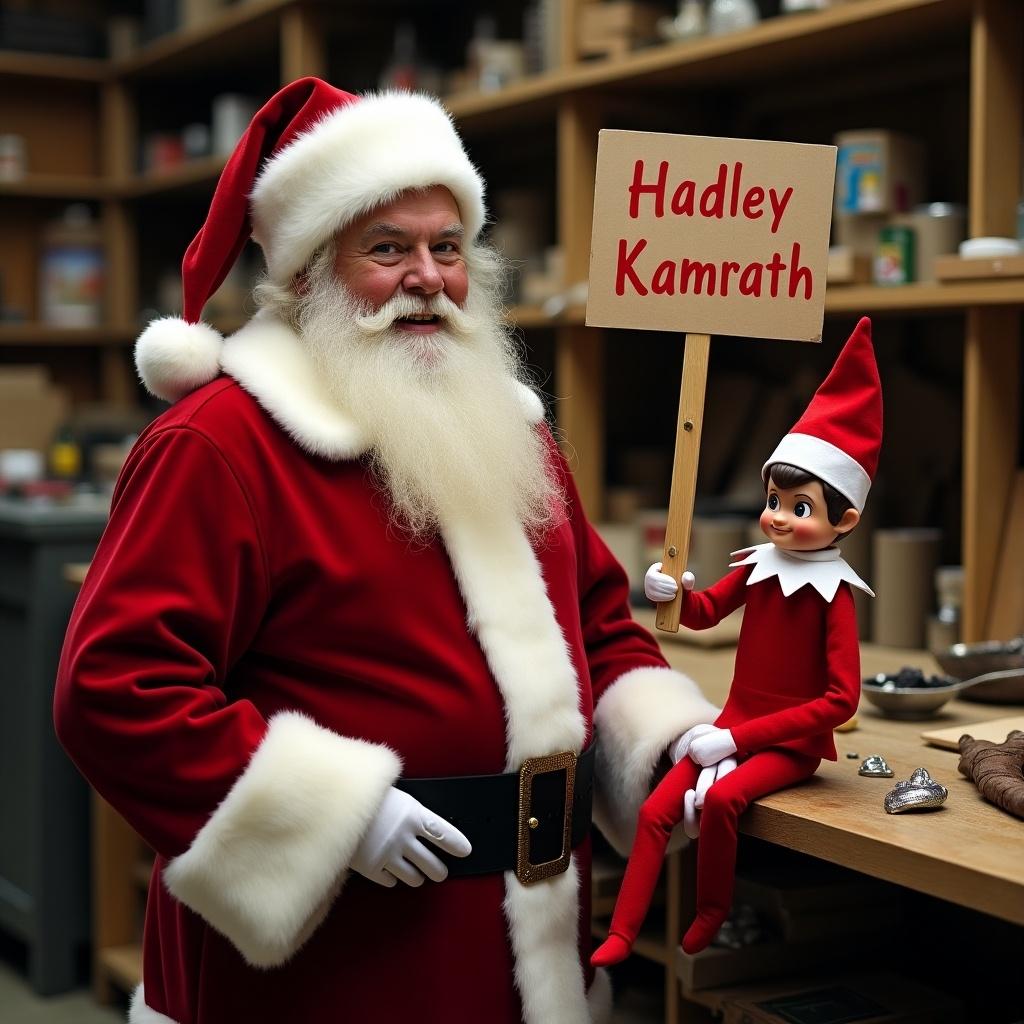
[760,477,841,551]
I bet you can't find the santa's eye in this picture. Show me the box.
[794,501,812,518]
[767,494,779,511]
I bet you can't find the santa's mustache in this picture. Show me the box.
[355,289,476,338]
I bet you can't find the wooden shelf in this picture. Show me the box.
[0,50,106,82]
[118,155,226,199]
[0,324,136,346]
[0,174,110,200]
[826,279,1024,312]
[112,0,294,79]
[447,0,970,130]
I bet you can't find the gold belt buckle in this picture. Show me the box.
[515,750,577,885]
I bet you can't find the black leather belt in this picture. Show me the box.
[395,744,595,885]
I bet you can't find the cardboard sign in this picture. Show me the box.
[587,130,837,342]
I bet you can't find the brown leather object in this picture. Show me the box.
[958,730,1024,820]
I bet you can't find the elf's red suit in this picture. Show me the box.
[598,548,866,954]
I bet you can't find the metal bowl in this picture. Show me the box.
[933,637,1024,704]
[861,676,966,719]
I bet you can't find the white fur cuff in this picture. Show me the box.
[163,712,401,967]
[592,667,719,854]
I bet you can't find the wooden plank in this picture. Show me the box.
[555,97,605,518]
[657,334,710,634]
[934,254,1024,281]
[922,714,1024,751]
[963,308,1021,640]
[988,470,1024,638]
[0,175,108,199]
[280,5,326,82]
[117,155,226,198]
[0,325,135,346]
[0,50,106,81]
[969,0,1023,239]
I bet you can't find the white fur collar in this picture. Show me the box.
[729,542,874,602]
[219,310,546,460]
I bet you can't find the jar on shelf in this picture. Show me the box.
[39,204,104,328]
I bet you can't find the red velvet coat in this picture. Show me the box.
[55,315,718,1024]
[680,562,862,761]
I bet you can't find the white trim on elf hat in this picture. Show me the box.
[135,79,486,404]
[762,316,882,513]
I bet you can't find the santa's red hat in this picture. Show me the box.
[135,78,487,402]
[762,316,882,512]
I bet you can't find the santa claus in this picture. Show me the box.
[54,78,720,1023]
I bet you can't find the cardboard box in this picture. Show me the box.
[827,245,873,284]
[834,130,925,216]
[578,2,662,58]
[721,971,963,1024]
[0,365,68,455]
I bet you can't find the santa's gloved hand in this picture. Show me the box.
[669,722,717,764]
[688,728,738,767]
[643,564,696,603]
[683,756,738,837]
[351,786,471,888]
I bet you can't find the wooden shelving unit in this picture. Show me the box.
[10,0,1023,1018]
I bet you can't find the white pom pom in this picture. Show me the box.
[135,317,224,403]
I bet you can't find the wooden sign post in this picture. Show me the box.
[586,130,836,632]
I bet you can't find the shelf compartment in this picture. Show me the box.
[112,0,293,80]
[0,50,106,82]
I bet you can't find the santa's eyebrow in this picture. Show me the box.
[359,222,465,244]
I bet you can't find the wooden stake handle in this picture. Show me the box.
[656,333,711,633]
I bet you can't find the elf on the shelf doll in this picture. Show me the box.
[592,316,881,963]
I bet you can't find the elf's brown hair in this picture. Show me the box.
[765,462,855,530]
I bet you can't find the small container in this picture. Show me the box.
[873,224,915,285]
[39,204,104,327]
[0,134,27,181]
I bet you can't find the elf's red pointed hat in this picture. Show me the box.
[762,316,882,512]
[135,78,487,402]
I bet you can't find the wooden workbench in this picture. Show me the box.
[635,607,1024,927]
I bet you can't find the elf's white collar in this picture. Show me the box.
[218,309,546,460]
[729,542,874,602]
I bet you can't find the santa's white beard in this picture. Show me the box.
[297,262,562,540]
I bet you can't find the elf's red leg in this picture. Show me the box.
[591,758,701,967]
[681,748,819,954]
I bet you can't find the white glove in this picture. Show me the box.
[351,786,472,888]
[669,722,717,764]
[694,756,737,809]
[688,728,738,767]
[644,563,695,603]
[682,756,738,838]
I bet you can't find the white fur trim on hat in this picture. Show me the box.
[763,431,871,512]
[135,316,223,403]
[163,711,401,968]
[592,666,719,855]
[251,91,486,285]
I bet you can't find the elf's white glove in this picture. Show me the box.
[351,786,472,888]
[669,722,717,765]
[644,563,695,603]
[683,756,738,838]
[688,727,738,767]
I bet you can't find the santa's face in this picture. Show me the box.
[332,185,469,338]
[760,478,839,551]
